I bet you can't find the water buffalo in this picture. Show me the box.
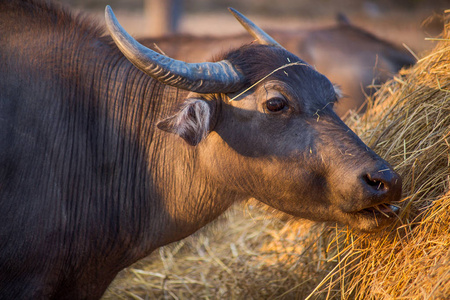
[139,15,416,117]
[0,1,402,299]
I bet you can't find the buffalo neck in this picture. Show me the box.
[72,44,243,262]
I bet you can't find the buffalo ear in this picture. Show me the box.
[157,98,213,146]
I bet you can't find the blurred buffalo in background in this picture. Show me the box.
[139,14,416,117]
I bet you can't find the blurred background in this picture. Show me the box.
[59,0,449,55]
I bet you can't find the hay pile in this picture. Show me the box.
[103,206,336,299]
[313,11,450,299]
[104,12,449,300]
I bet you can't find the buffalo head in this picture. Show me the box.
[105,7,402,232]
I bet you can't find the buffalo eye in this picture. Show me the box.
[265,97,287,113]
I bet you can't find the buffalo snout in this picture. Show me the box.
[338,161,403,232]
[316,116,403,231]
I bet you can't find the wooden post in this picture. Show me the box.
[144,0,182,37]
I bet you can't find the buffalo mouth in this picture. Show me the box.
[344,203,401,232]
[355,203,400,219]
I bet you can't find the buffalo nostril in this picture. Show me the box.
[363,174,387,192]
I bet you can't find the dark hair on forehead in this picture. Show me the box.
[220,44,308,86]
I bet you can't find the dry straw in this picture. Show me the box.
[104,14,449,300]
[103,207,336,299]
[311,12,450,299]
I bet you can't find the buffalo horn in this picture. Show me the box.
[228,8,283,48]
[105,6,244,93]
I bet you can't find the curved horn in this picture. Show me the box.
[105,6,244,93]
[228,7,283,48]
